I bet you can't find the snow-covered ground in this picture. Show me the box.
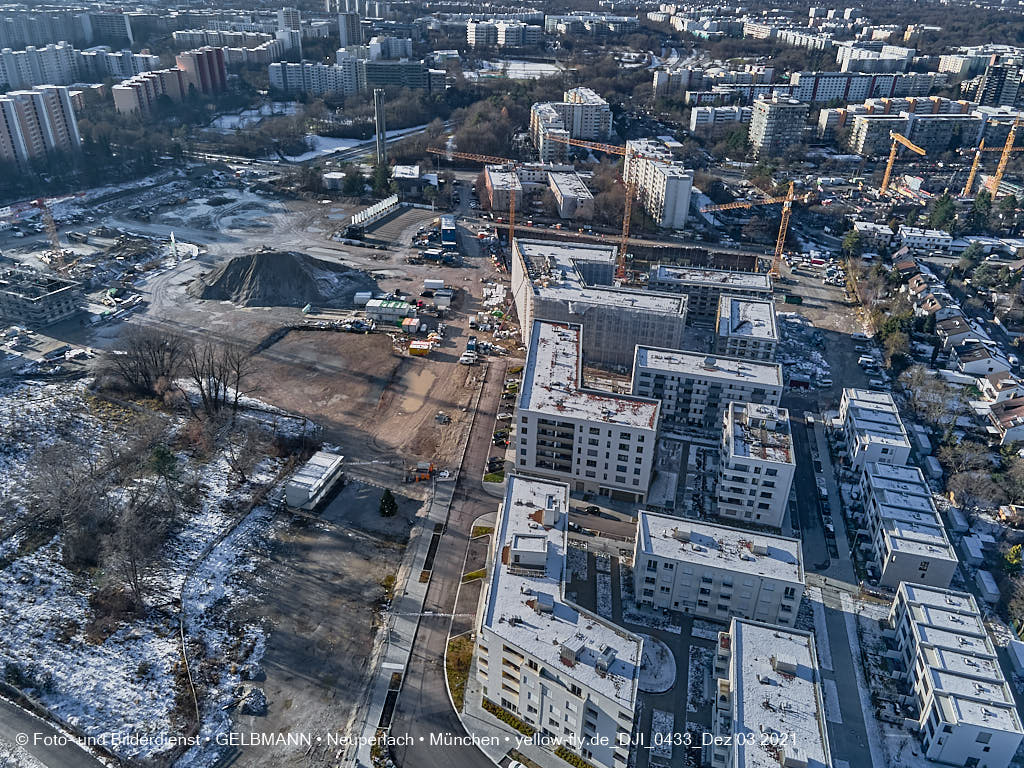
[650,709,674,765]
[686,646,713,713]
[638,634,676,694]
[566,545,588,581]
[0,379,291,764]
[596,571,613,620]
[0,738,46,768]
[207,102,298,133]
[283,124,429,162]
[690,620,720,641]
[466,60,562,80]
[620,565,682,634]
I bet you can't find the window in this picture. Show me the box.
[570,684,582,697]
[976,733,992,744]
[663,563,674,570]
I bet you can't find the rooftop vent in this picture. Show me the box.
[535,592,554,614]
[773,656,798,676]
[751,542,769,556]
[672,527,691,542]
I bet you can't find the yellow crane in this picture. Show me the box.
[426,147,519,246]
[880,132,926,195]
[32,197,65,271]
[988,117,1021,197]
[961,140,1024,196]
[701,182,810,278]
[542,134,676,279]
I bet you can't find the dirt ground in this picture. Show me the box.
[228,480,420,768]
[249,329,479,475]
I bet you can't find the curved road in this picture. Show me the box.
[0,697,105,768]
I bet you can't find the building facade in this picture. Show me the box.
[622,138,693,230]
[647,265,772,322]
[839,387,912,470]
[0,85,80,169]
[714,296,778,361]
[748,96,809,158]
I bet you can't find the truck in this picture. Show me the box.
[466,335,477,353]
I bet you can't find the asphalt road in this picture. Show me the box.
[387,355,505,768]
[0,697,105,768]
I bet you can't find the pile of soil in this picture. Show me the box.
[188,250,377,308]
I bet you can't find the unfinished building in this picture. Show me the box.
[0,268,82,326]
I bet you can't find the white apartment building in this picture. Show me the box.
[0,42,77,89]
[0,85,80,170]
[516,320,660,503]
[632,347,783,433]
[633,511,804,624]
[790,70,947,102]
[622,138,693,229]
[717,403,794,529]
[530,88,612,162]
[714,296,778,361]
[711,619,832,768]
[477,476,641,768]
[647,265,772,322]
[859,462,958,589]
[689,105,752,134]
[466,20,498,47]
[112,67,187,115]
[888,583,1023,768]
[510,239,688,370]
[899,226,954,254]
[839,388,912,470]
[748,96,809,158]
[269,57,358,95]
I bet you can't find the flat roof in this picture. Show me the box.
[482,476,642,706]
[729,620,831,768]
[548,171,594,200]
[843,389,911,448]
[515,239,687,315]
[486,164,522,192]
[636,511,803,585]
[520,321,660,430]
[727,402,793,464]
[651,265,772,291]
[634,347,783,388]
[717,296,778,341]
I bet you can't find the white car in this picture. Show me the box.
[868,378,886,388]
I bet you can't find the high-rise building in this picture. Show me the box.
[622,138,693,229]
[112,68,187,115]
[748,96,808,158]
[0,42,78,90]
[530,88,612,162]
[466,20,497,48]
[373,87,386,166]
[175,47,226,94]
[337,12,361,47]
[277,7,302,31]
[0,85,81,170]
[85,13,134,46]
[977,63,1022,107]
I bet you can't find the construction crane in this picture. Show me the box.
[701,182,808,278]
[426,147,518,247]
[32,197,65,271]
[543,134,675,279]
[988,117,1021,198]
[961,139,1024,196]
[880,132,927,195]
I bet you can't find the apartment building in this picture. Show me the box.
[859,462,958,589]
[632,348,783,432]
[848,113,910,155]
[483,164,523,212]
[622,138,693,229]
[0,268,82,326]
[647,265,772,322]
[530,88,612,161]
[76,47,160,81]
[0,42,77,89]
[477,476,641,768]
[511,239,688,370]
[717,403,794,529]
[466,20,497,47]
[899,226,954,254]
[748,96,808,158]
[710,619,831,768]
[633,511,804,624]
[888,583,1023,768]
[112,67,187,115]
[714,296,778,361]
[977,63,1022,107]
[175,46,226,94]
[689,105,752,135]
[548,172,594,219]
[790,70,947,102]
[337,12,361,47]
[544,14,638,36]
[839,388,912,470]
[0,85,80,170]
[515,320,661,502]
[904,112,983,154]
[269,59,358,96]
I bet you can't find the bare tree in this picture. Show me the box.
[948,470,1007,509]
[223,425,270,484]
[223,344,258,418]
[937,441,990,474]
[105,327,190,395]
[899,365,964,428]
[104,483,172,609]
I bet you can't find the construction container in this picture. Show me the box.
[409,341,431,356]
[424,278,445,292]
[354,291,372,307]
[401,317,419,333]
[434,288,453,309]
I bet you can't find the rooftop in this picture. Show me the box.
[482,476,642,706]
[650,264,772,291]
[548,172,594,200]
[842,388,911,448]
[520,321,660,430]
[636,511,803,585]
[728,620,831,768]
[717,296,778,341]
[486,164,523,192]
[727,402,793,464]
[634,347,783,388]
[515,239,687,315]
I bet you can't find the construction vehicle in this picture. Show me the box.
[700,182,811,278]
[880,132,926,195]
[542,134,675,280]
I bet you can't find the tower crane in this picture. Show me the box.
[880,132,926,195]
[543,134,676,279]
[987,117,1021,198]
[961,139,1024,197]
[700,182,810,278]
[426,147,519,246]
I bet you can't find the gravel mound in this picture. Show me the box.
[188,250,377,308]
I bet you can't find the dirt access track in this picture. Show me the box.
[249,329,479,483]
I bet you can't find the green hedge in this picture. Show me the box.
[482,698,535,735]
[556,746,597,768]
